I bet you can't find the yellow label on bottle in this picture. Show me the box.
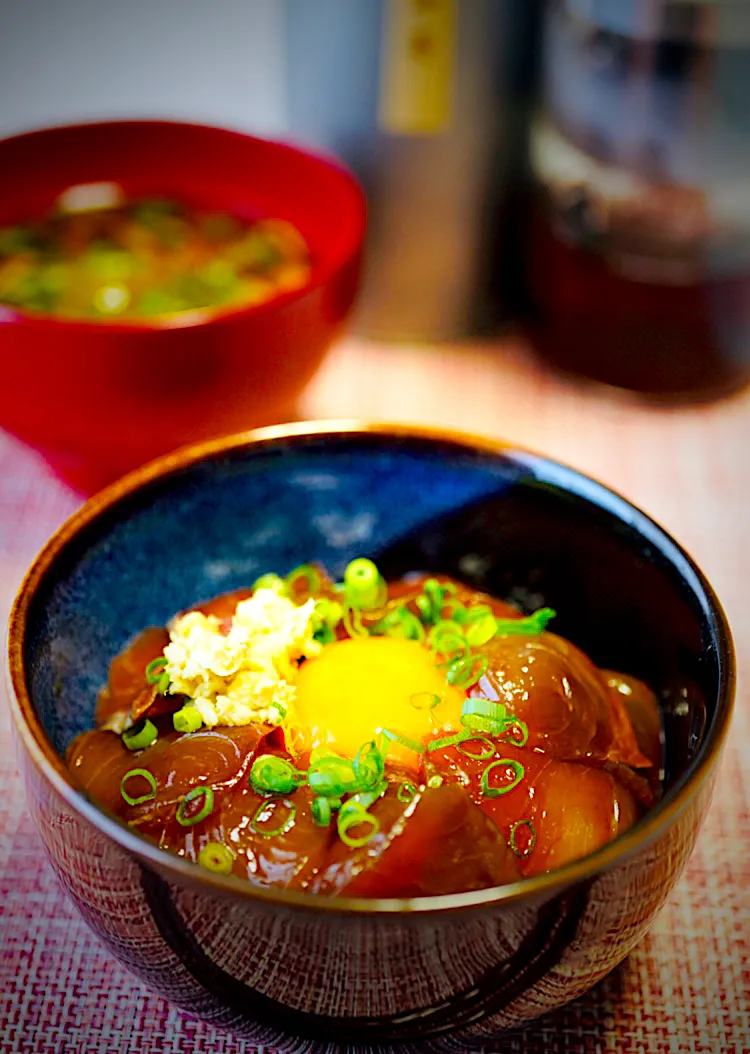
[378,0,456,136]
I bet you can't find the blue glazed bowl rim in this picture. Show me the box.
[6,421,736,917]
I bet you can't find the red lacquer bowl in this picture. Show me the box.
[0,121,366,493]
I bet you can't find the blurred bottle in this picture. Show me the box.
[525,0,750,401]
[282,0,510,341]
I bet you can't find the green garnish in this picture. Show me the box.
[445,654,488,689]
[176,785,214,826]
[311,796,333,827]
[337,801,380,848]
[456,735,495,760]
[381,728,426,755]
[464,612,501,648]
[307,755,360,797]
[285,564,321,595]
[251,572,287,594]
[122,718,158,751]
[503,720,529,748]
[313,598,344,644]
[461,698,509,734]
[509,819,536,858]
[198,841,234,873]
[251,799,296,838]
[347,782,388,811]
[459,700,530,745]
[342,604,368,639]
[428,620,469,660]
[145,656,170,695]
[427,731,471,752]
[353,740,385,789]
[249,754,305,796]
[173,705,203,734]
[426,774,444,788]
[427,731,496,758]
[120,768,157,806]
[415,578,457,625]
[480,759,525,798]
[397,781,417,803]
[372,606,425,641]
[343,558,385,612]
[493,608,556,637]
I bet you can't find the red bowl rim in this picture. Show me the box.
[0,118,367,334]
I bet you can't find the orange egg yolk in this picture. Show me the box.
[291,637,466,768]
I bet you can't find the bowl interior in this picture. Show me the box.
[20,429,729,810]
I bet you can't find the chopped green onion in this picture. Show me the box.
[410,691,441,711]
[251,799,297,838]
[509,819,537,858]
[465,613,500,648]
[426,774,444,788]
[397,781,417,803]
[307,756,360,797]
[176,785,215,826]
[445,654,488,689]
[313,598,343,645]
[503,720,529,748]
[173,705,203,734]
[347,781,388,812]
[311,796,332,827]
[343,558,386,612]
[427,731,472,752]
[380,728,426,755]
[415,578,457,625]
[480,759,525,798]
[372,606,425,641]
[342,604,369,639]
[456,735,496,761]
[494,607,556,637]
[285,564,321,595]
[198,841,234,873]
[249,754,305,796]
[461,698,510,734]
[122,718,158,751]
[451,603,491,625]
[313,622,336,645]
[252,572,287,594]
[428,620,469,660]
[353,740,385,789]
[337,803,380,848]
[145,656,167,681]
[415,595,433,622]
[120,768,157,806]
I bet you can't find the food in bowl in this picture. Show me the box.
[0,185,311,320]
[67,556,662,897]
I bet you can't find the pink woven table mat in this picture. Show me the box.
[1,336,748,1053]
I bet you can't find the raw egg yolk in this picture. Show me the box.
[291,637,465,767]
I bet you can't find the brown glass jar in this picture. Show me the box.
[524,1,750,402]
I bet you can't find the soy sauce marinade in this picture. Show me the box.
[67,559,662,897]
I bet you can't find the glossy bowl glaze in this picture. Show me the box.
[6,423,734,1050]
[0,122,365,494]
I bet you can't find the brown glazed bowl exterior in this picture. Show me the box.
[6,423,735,1050]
